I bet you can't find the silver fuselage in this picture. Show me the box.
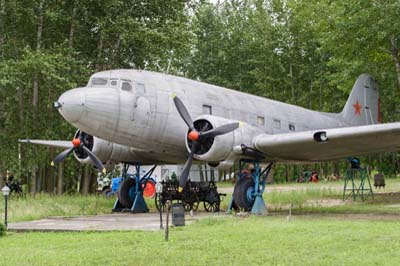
[58,69,345,164]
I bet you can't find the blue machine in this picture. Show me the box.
[111,177,123,193]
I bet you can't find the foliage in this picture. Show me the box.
[0,0,398,193]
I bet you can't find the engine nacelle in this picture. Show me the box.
[73,130,138,164]
[186,115,263,162]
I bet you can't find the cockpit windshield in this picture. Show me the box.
[88,76,135,91]
[90,77,108,86]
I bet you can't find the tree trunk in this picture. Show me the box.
[33,1,44,120]
[0,162,4,189]
[390,37,400,89]
[57,162,64,195]
[31,167,37,196]
[81,165,91,195]
[46,148,55,193]
[285,165,289,182]
[333,160,340,177]
[0,0,5,46]
[68,6,76,50]
[198,164,204,182]
[95,31,104,71]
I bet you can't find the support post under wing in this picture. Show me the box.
[253,122,400,162]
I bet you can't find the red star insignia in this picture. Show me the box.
[353,100,362,116]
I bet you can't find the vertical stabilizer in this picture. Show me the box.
[341,74,380,126]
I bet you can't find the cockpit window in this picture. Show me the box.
[121,80,132,91]
[91,77,108,86]
[110,79,119,87]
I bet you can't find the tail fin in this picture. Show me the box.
[341,74,380,126]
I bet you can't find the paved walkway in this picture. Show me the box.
[8,212,225,232]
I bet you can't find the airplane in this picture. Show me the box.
[20,69,400,212]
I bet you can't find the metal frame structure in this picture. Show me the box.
[343,168,374,201]
[113,163,157,213]
[227,159,274,215]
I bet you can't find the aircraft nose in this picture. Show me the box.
[57,88,86,123]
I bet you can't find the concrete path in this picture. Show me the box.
[8,212,225,232]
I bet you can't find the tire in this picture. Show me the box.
[117,178,136,208]
[103,188,112,197]
[233,177,255,211]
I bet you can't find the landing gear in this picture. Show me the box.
[113,163,157,213]
[117,178,136,208]
[233,177,255,211]
[228,160,274,215]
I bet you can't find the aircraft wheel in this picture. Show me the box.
[118,178,136,208]
[233,177,255,211]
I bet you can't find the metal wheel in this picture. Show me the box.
[155,193,168,211]
[183,191,199,212]
[204,189,220,212]
[204,200,219,212]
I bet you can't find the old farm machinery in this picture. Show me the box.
[155,180,224,212]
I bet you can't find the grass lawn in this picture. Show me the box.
[0,216,400,266]
[1,179,400,265]
[2,178,400,222]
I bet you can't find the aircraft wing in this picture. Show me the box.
[19,139,72,149]
[253,122,400,162]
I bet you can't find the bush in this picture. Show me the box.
[0,223,6,237]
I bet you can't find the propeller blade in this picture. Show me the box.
[178,142,197,191]
[201,122,239,139]
[53,147,74,163]
[82,145,105,172]
[173,96,194,130]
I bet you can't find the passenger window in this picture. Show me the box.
[257,116,265,126]
[273,119,281,129]
[289,124,296,131]
[203,105,212,115]
[121,81,132,91]
[91,77,108,86]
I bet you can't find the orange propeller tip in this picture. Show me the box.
[178,186,183,193]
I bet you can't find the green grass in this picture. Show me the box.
[1,180,400,265]
[1,216,400,266]
[0,194,116,222]
[2,177,400,222]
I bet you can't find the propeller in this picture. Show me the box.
[52,134,105,173]
[173,95,239,192]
